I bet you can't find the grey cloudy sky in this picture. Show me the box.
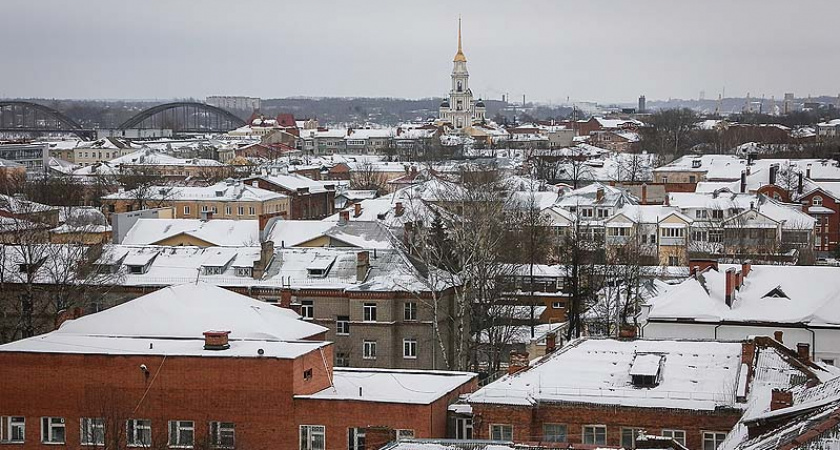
[1,0,838,104]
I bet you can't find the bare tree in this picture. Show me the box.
[350,162,389,195]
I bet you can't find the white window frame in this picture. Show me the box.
[363,340,377,359]
[336,316,350,335]
[248,206,255,216]
[1,416,25,443]
[455,418,473,440]
[582,425,607,446]
[489,424,512,441]
[542,423,567,443]
[621,427,642,449]
[300,300,314,320]
[80,418,105,446]
[348,427,365,450]
[209,421,235,449]
[127,419,152,448]
[662,429,686,446]
[183,206,190,215]
[404,302,417,321]
[225,206,232,215]
[237,206,244,215]
[403,338,417,359]
[300,425,325,450]
[813,196,824,206]
[168,420,195,449]
[41,417,65,444]
[702,431,726,450]
[363,303,377,322]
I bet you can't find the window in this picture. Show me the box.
[597,208,610,218]
[668,255,680,266]
[662,227,685,238]
[303,369,313,380]
[580,208,594,218]
[455,418,473,440]
[552,301,563,309]
[184,206,190,215]
[127,419,152,447]
[248,207,255,216]
[543,424,567,443]
[583,425,606,446]
[709,229,723,243]
[813,196,824,206]
[363,303,377,322]
[301,300,314,319]
[621,428,642,448]
[363,340,377,359]
[335,352,350,367]
[689,175,697,183]
[41,417,65,444]
[209,422,235,449]
[396,429,414,440]
[81,418,105,446]
[490,424,513,441]
[404,302,417,321]
[168,420,194,448]
[1,416,25,443]
[403,339,417,359]
[662,176,668,183]
[712,209,724,220]
[695,209,708,219]
[608,227,628,236]
[225,206,232,215]
[202,205,209,212]
[348,428,365,450]
[662,429,686,446]
[336,316,350,335]
[703,431,726,450]
[823,359,836,366]
[300,425,325,450]
[237,206,244,215]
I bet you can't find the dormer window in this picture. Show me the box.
[763,286,788,299]
[630,353,663,388]
[692,159,702,168]
[306,256,336,278]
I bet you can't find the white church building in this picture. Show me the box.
[438,19,486,130]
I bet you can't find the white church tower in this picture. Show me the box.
[439,19,485,130]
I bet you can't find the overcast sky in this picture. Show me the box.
[2,0,838,104]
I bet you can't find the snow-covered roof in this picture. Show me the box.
[468,338,743,411]
[645,264,840,326]
[121,219,260,246]
[296,368,475,405]
[103,181,286,202]
[555,182,632,208]
[265,220,395,249]
[0,283,328,359]
[252,173,330,194]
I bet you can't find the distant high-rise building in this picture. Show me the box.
[699,90,706,101]
[438,19,486,129]
[638,95,646,113]
[206,96,261,111]
[784,93,795,114]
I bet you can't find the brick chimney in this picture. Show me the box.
[797,343,811,363]
[740,170,747,193]
[741,340,756,366]
[508,351,530,375]
[395,202,404,217]
[280,290,292,308]
[807,164,812,179]
[770,388,793,411]
[798,172,804,195]
[774,330,784,344]
[640,184,648,204]
[741,261,751,280]
[725,268,737,307]
[338,210,350,226]
[545,332,557,353]
[203,331,230,351]
[354,202,362,217]
[596,186,605,202]
[356,251,370,282]
[252,240,275,279]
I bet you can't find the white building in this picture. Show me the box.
[206,96,261,111]
[438,19,486,130]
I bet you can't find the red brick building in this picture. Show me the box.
[0,283,476,450]
[244,174,336,220]
[799,184,840,254]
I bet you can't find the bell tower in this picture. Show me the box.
[446,18,474,129]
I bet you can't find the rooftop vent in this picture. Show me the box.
[203,330,230,351]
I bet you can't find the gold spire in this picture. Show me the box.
[453,17,467,62]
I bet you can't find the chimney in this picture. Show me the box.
[410,166,417,176]
[253,240,275,279]
[774,330,784,344]
[280,290,292,308]
[770,389,793,411]
[798,172,803,195]
[200,210,213,221]
[664,194,670,206]
[354,202,362,217]
[725,268,737,307]
[769,164,778,186]
[356,250,370,282]
[740,171,747,193]
[508,351,530,375]
[395,202,404,217]
[640,184,648,204]
[338,210,350,225]
[545,332,557,353]
[797,343,811,363]
[596,186,605,202]
[203,331,230,350]
[741,340,756,366]
[735,270,742,290]
[807,164,812,179]
[746,165,751,176]
[741,261,751,279]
